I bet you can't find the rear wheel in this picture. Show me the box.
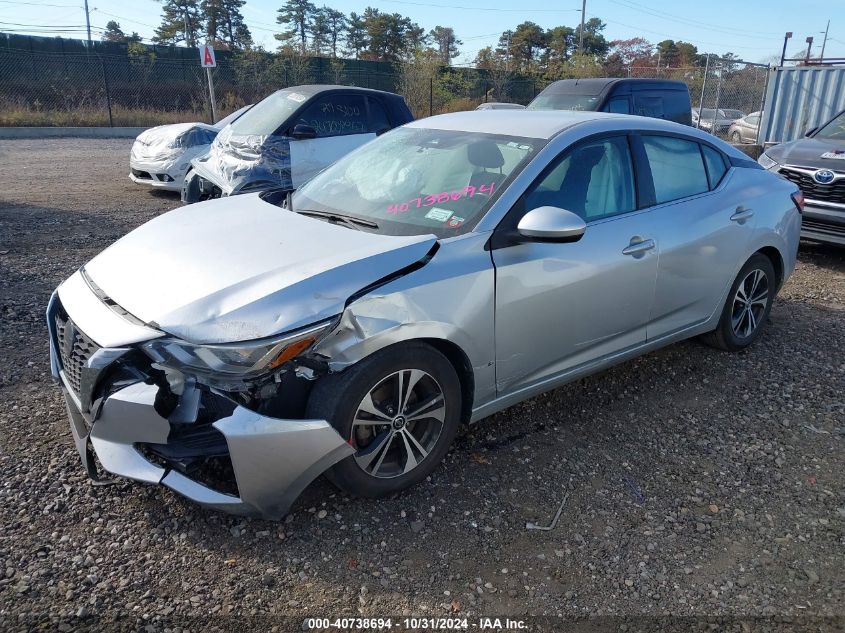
[702,253,776,351]
[306,343,462,498]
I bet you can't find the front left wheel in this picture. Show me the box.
[306,342,462,498]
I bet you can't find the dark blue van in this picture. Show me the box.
[528,78,692,126]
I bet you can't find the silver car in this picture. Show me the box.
[692,108,734,135]
[728,111,761,145]
[49,111,801,519]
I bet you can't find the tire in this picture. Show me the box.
[306,342,462,498]
[702,253,776,352]
[730,131,742,143]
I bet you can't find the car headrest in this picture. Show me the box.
[467,139,505,169]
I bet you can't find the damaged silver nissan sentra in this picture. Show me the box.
[49,110,801,519]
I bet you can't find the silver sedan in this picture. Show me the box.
[49,111,802,519]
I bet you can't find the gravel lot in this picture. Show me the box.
[0,139,843,631]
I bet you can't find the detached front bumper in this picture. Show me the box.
[47,291,353,520]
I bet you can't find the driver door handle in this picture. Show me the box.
[622,238,656,256]
[730,206,754,222]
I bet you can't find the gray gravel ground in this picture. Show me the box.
[0,139,843,631]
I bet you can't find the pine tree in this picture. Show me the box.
[200,0,251,49]
[221,0,252,49]
[276,0,316,54]
[322,8,347,58]
[429,26,461,64]
[154,0,202,47]
[345,11,367,59]
[102,20,127,42]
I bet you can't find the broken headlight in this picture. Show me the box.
[140,321,333,380]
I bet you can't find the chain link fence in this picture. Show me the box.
[0,46,768,139]
[627,56,769,142]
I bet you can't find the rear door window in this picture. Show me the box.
[633,94,665,119]
[295,94,368,138]
[604,97,630,114]
[643,135,709,203]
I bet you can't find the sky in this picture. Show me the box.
[1,0,843,65]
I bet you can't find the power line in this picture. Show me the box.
[608,0,784,38]
[378,0,581,12]
[592,14,778,53]
[0,19,101,28]
[90,8,157,30]
[0,0,80,6]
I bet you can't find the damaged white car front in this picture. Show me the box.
[129,105,251,192]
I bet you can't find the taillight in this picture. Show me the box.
[791,191,805,214]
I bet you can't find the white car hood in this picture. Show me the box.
[83,195,437,344]
[136,122,215,144]
[131,123,217,164]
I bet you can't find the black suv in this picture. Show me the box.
[759,109,845,246]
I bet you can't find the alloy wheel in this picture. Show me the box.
[350,369,446,479]
[731,268,769,339]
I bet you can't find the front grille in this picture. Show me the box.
[131,168,152,180]
[54,305,100,396]
[779,167,845,204]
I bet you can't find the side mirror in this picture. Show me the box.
[805,126,817,137]
[517,206,586,242]
[291,123,317,140]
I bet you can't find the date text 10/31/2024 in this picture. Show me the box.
[386,182,497,214]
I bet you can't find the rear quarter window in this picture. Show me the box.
[701,145,728,189]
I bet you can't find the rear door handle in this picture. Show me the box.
[730,206,754,222]
[622,238,656,257]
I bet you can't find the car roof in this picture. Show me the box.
[540,78,688,95]
[284,84,403,100]
[406,110,629,139]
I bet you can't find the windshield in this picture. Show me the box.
[214,104,252,130]
[722,109,744,119]
[815,111,845,140]
[528,93,600,112]
[292,127,543,237]
[228,89,310,136]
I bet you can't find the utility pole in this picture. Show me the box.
[780,32,792,66]
[820,20,830,62]
[805,36,814,64]
[578,0,586,53]
[83,0,91,47]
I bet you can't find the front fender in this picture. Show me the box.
[314,232,497,409]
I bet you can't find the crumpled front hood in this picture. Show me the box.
[132,122,216,162]
[83,195,437,344]
[767,136,845,168]
[191,126,294,194]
